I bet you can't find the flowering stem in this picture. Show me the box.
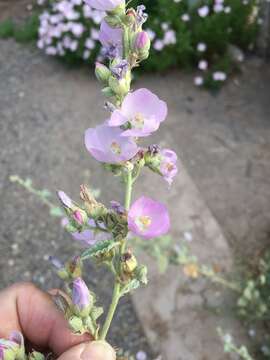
[99,282,121,340]
[124,168,133,211]
[99,168,133,340]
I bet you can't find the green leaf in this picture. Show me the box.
[49,207,64,217]
[120,279,140,296]
[81,239,118,260]
[91,306,104,321]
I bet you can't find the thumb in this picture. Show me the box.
[57,340,116,360]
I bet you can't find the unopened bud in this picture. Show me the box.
[95,62,111,83]
[125,8,137,25]
[72,278,93,317]
[66,256,83,279]
[72,209,88,226]
[108,76,130,97]
[28,352,45,360]
[102,86,115,98]
[135,265,148,284]
[68,316,84,334]
[133,31,151,60]
[121,251,138,274]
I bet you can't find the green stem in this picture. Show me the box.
[199,268,242,293]
[99,168,133,340]
[125,169,133,211]
[99,282,121,340]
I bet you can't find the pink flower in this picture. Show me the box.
[213,71,227,81]
[194,76,204,86]
[160,149,178,185]
[153,39,164,51]
[84,0,124,12]
[85,123,138,163]
[198,5,209,17]
[108,88,167,137]
[198,60,208,71]
[99,20,123,58]
[72,278,91,313]
[128,196,170,239]
[62,218,109,246]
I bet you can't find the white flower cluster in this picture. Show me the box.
[37,0,104,60]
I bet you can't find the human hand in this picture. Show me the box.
[0,282,116,360]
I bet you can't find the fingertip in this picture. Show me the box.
[80,341,116,360]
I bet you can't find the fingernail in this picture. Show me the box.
[80,341,116,360]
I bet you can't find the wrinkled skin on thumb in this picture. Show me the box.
[57,341,116,360]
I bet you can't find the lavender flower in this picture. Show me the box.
[160,149,178,185]
[128,196,170,239]
[110,59,129,79]
[57,190,73,208]
[72,278,92,316]
[108,88,167,137]
[198,5,209,17]
[110,200,126,215]
[99,20,123,59]
[84,0,124,12]
[62,218,109,246]
[85,123,138,163]
[136,5,148,26]
[213,71,227,81]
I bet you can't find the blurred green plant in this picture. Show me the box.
[218,328,254,360]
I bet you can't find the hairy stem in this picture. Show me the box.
[99,282,121,340]
[99,168,133,340]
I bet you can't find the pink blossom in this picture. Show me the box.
[198,5,209,17]
[99,20,123,58]
[153,39,164,51]
[198,60,208,71]
[128,196,170,239]
[194,76,204,86]
[160,149,178,185]
[108,88,167,137]
[85,123,138,163]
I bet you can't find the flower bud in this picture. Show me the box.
[72,209,88,226]
[28,352,45,360]
[95,62,111,83]
[108,76,130,97]
[102,86,115,98]
[68,316,84,334]
[72,278,93,317]
[121,251,138,274]
[66,256,83,279]
[9,332,24,360]
[49,256,69,280]
[135,265,148,284]
[133,31,151,60]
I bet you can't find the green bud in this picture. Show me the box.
[135,265,148,285]
[95,62,111,83]
[28,352,46,360]
[108,3,126,16]
[68,316,84,334]
[108,76,130,97]
[2,349,16,360]
[102,86,115,98]
[104,15,122,27]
